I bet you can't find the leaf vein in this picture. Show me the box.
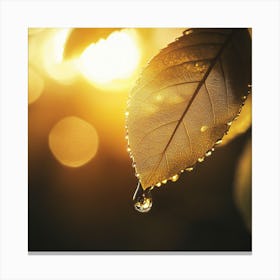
[204,82,216,124]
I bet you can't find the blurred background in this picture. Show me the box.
[28,28,251,251]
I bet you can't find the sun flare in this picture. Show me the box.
[79,29,141,89]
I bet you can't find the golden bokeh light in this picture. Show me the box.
[41,28,79,84]
[28,66,44,104]
[29,28,79,85]
[48,116,99,167]
[78,29,141,90]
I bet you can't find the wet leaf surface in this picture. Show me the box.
[127,28,251,189]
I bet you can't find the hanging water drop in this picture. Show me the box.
[133,181,153,213]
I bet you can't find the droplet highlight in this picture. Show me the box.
[205,150,212,157]
[186,167,194,172]
[171,174,179,182]
[184,29,193,36]
[198,157,204,162]
[200,125,208,132]
[215,139,222,145]
[133,181,153,213]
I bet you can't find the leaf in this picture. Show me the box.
[126,28,251,190]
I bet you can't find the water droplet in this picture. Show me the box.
[205,150,212,157]
[162,179,167,184]
[215,139,222,145]
[125,134,129,140]
[227,121,232,126]
[125,111,129,117]
[211,148,215,152]
[200,125,208,132]
[171,174,179,182]
[241,95,247,101]
[127,147,131,152]
[198,157,204,162]
[184,29,193,35]
[132,162,136,168]
[248,84,252,88]
[156,182,161,187]
[186,167,194,172]
[180,169,184,173]
[135,173,140,179]
[133,181,153,213]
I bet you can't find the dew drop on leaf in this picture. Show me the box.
[205,150,212,157]
[200,125,208,132]
[186,167,194,172]
[133,181,153,213]
[215,139,223,145]
[198,157,205,162]
[171,174,179,182]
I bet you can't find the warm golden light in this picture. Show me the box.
[28,66,44,104]
[42,29,79,84]
[222,94,252,145]
[48,116,99,167]
[79,29,140,90]
[29,28,79,85]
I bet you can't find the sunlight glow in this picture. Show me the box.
[49,116,99,167]
[41,29,79,84]
[79,29,140,90]
[28,66,44,104]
